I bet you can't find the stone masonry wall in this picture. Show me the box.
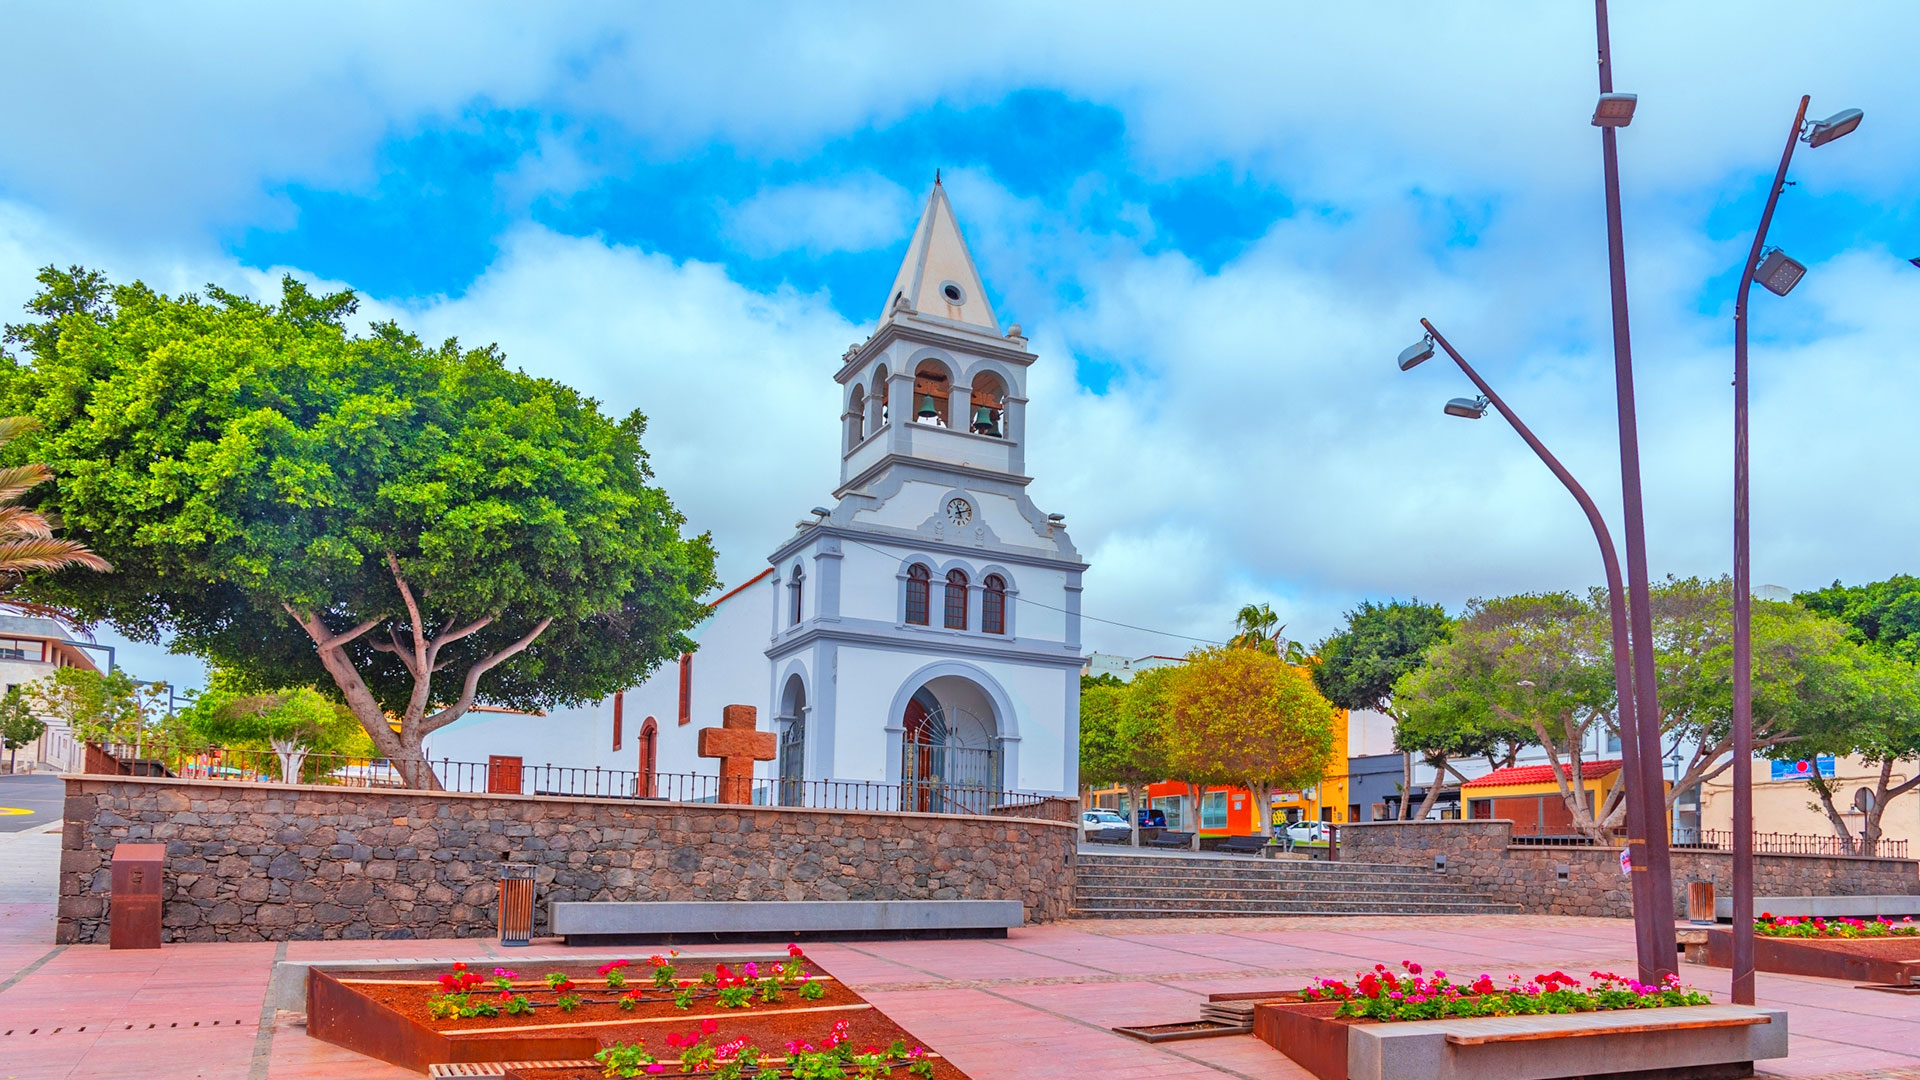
[59,775,1078,944]
[1341,819,1920,918]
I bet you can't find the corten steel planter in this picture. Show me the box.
[1704,927,1920,986]
[305,955,967,1076]
[1251,998,1348,1080]
[1254,997,1786,1080]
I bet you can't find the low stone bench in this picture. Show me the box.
[1349,1005,1787,1080]
[1715,893,1920,921]
[550,899,1023,944]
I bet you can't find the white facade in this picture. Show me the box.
[0,615,105,773]
[429,182,1085,799]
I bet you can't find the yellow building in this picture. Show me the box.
[1272,704,1351,825]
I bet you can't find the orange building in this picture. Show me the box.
[1089,705,1353,837]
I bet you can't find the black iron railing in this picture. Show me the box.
[80,743,1051,818]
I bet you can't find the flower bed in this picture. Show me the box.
[306,948,968,1077]
[1255,963,1767,1080]
[1756,912,1919,938]
[1705,924,1920,986]
[1299,961,1710,1021]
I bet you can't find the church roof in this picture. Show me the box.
[880,178,1000,334]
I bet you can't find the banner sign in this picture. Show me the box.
[1769,756,1836,781]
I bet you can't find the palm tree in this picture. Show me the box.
[1230,603,1282,655]
[0,416,110,607]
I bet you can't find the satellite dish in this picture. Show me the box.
[1853,787,1877,814]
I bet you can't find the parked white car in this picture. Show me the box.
[1081,809,1131,841]
[1280,820,1326,845]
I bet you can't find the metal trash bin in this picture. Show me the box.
[110,843,165,950]
[498,864,535,946]
[1687,881,1716,925]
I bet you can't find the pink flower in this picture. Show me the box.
[493,967,517,978]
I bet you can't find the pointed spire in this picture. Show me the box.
[879,179,1000,333]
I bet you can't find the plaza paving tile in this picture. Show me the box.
[3,916,1920,1078]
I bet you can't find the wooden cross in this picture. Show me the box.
[697,704,777,805]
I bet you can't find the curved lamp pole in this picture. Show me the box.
[1402,319,1665,985]
[1730,96,1863,1006]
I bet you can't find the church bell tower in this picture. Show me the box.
[765,177,1085,800]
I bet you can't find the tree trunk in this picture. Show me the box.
[270,737,312,786]
[1399,752,1415,820]
[1126,782,1143,848]
[1187,781,1203,850]
[1860,761,1920,857]
[1251,781,1274,844]
[1807,774,1856,854]
[1413,754,1448,821]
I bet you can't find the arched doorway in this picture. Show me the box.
[636,717,658,798]
[900,677,1002,813]
[778,674,807,806]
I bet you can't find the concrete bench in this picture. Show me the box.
[1715,894,1920,921]
[1349,1005,1787,1080]
[550,899,1023,944]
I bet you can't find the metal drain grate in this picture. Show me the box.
[2,1019,252,1036]
[429,1062,598,1077]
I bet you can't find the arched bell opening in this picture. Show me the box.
[968,371,1007,438]
[913,359,953,428]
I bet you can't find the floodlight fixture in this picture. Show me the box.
[1443,395,1491,419]
[1755,248,1806,297]
[1804,108,1863,148]
[1591,93,1638,128]
[810,507,831,517]
[1398,336,1436,371]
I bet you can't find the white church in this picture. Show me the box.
[428,181,1086,803]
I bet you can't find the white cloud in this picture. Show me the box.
[4,1,1920,672]
[724,174,914,257]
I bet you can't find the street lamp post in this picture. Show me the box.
[1403,320,1664,985]
[1591,0,1676,972]
[1730,95,1862,1006]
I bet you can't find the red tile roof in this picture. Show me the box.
[1462,759,1623,789]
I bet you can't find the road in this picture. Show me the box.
[0,772,64,833]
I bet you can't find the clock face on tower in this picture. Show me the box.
[945,497,973,526]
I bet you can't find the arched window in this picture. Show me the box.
[638,716,658,797]
[913,360,952,427]
[944,569,970,630]
[982,574,1007,635]
[969,371,1007,437]
[789,563,804,626]
[846,385,866,449]
[905,564,931,625]
[872,364,889,428]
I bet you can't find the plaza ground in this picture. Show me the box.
[3,828,1917,1080]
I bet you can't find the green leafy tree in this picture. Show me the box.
[1163,647,1336,841]
[0,687,46,773]
[181,671,372,783]
[1078,670,1173,847]
[0,268,718,789]
[1651,579,1866,819]
[1393,592,1619,838]
[26,666,143,744]
[1312,599,1451,819]
[1798,575,1920,663]
[1790,575,1920,851]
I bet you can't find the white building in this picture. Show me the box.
[429,181,1086,801]
[0,615,107,773]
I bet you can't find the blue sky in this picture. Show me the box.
[2,2,1918,693]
